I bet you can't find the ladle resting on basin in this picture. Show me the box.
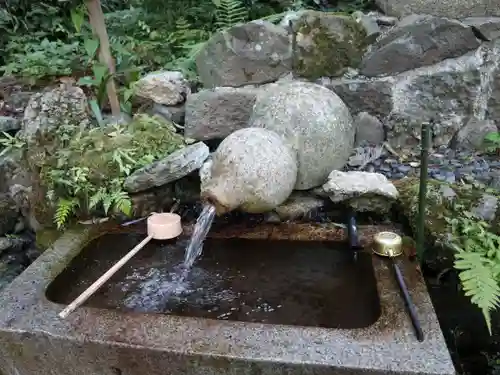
[58,212,182,319]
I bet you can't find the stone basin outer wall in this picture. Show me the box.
[0,223,456,375]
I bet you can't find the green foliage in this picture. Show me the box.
[0,0,305,81]
[212,0,248,30]
[1,38,84,81]
[446,210,500,334]
[484,131,500,153]
[0,131,26,156]
[18,113,186,229]
[397,178,500,333]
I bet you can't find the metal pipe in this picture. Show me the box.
[347,209,361,250]
[416,121,431,259]
[346,208,362,261]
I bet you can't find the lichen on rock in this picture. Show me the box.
[293,11,367,79]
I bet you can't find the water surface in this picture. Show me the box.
[47,233,381,329]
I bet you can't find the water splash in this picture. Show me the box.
[183,203,217,270]
[130,204,217,306]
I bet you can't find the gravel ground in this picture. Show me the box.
[346,145,500,188]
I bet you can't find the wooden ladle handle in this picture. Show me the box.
[59,235,153,319]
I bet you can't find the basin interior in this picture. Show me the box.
[46,231,381,329]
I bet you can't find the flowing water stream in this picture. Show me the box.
[182,203,217,271]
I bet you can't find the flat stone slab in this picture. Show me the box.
[0,223,456,375]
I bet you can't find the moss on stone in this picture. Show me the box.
[395,178,500,246]
[35,228,62,250]
[294,11,367,79]
[27,114,186,228]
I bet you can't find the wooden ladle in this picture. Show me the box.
[58,212,182,319]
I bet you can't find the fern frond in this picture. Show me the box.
[102,193,114,215]
[54,198,79,229]
[454,251,500,334]
[88,189,106,211]
[214,0,248,30]
[112,191,132,217]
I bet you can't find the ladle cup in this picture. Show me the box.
[59,212,182,319]
[373,231,424,342]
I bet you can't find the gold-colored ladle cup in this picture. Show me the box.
[373,232,424,342]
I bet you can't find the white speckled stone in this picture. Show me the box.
[249,81,355,190]
[322,170,399,202]
[135,71,190,105]
[200,128,297,214]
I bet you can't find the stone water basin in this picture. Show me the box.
[0,222,456,375]
[46,232,380,329]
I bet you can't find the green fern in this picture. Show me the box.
[454,251,500,333]
[89,188,107,212]
[212,0,248,30]
[90,188,132,217]
[112,191,133,217]
[54,198,79,229]
[447,212,500,334]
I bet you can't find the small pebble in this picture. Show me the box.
[397,165,412,173]
[345,146,499,188]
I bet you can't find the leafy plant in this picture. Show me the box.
[23,113,186,229]
[0,38,84,81]
[0,131,26,156]
[212,0,248,30]
[446,208,500,334]
[484,131,500,154]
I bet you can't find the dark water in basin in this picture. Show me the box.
[46,233,381,329]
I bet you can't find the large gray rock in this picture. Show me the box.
[21,84,90,142]
[374,0,500,19]
[124,142,209,193]
[487,42,500,125]
[352,11,381,44]
[0,194,19,235]
[196,20,292,88]
[386,39,499,149]
[292,11,367,79]
[152,103,186,125]
[134,71,190,105]
[184,86,259,141]
[249,81,355,190]
[462,17,500,41]
[0,117,20,133]
[200,128,297,215]
[319,38,500,152]
[452,118,498,150]
[354,112,385,146]
[360,14,480,77]
[320,78,393,117]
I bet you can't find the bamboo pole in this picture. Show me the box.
[86,0,121,117]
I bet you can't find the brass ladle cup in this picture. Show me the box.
[373,232,424,342]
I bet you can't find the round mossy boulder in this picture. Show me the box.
[293,11,368,79]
